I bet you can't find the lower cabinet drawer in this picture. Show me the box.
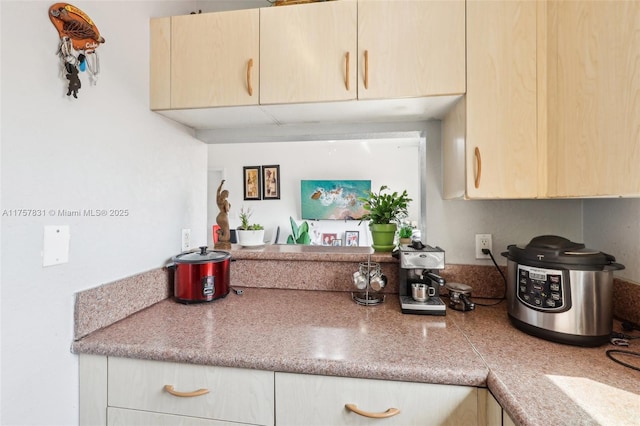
[107,407,248,425]
[108,357,274,426]
[275,372,478,426]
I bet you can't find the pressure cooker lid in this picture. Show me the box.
[502,235,621,268]
[173,246,231,264]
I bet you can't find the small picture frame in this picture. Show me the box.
[321,233,338,246]
[345,231,359,247]
[243,166,261,200]
[262,165,280,200]
[332,238,343,246]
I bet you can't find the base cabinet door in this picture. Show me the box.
[275,372,478,425]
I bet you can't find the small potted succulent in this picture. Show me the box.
[236,207,265,246]
[358,185,412,252]
[399,225,414,246]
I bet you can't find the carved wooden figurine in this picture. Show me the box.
[214,180,232,250]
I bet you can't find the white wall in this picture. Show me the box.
[0,2,212,424]
[583,199,640,282]
[207,121,585,264]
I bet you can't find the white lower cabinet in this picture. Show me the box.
[80,355,507,426]
[275,372,478,425]
[107,407,244,425]
[79,355,275,426]
[478,388,515,426]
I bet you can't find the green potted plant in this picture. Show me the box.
[399,224,414,246]
[358,185,412,252]
[237,207,265,246]
[286,216,311,245]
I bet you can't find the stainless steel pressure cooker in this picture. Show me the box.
[502,235,624,347]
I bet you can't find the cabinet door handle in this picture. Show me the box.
[474,147,482,189]
[345,403,400,419]
[345,52,350,91]
[364,50,369,89]
[164,384,209,398]
[247,58,254,96]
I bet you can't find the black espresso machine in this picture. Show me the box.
[398,242,447,315]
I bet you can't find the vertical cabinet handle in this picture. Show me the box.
[345,404,400,419]
[474,147,482,189]
[364,50,369,89]
[345,52,350,91]
[247,58,254,96]
[164,385,209,398]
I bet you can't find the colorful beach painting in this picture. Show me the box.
[301,180,371,220]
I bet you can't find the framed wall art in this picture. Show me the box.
[243,166,261,200]
[300,180,371,220]
[345,231,359,247]
[262,165,280,200]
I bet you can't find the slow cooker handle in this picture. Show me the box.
[199,246,208,255]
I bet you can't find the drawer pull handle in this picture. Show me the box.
[345,403,400,419]
[164,385,209,398]
[474,146,482,189]
[247,58,254,96]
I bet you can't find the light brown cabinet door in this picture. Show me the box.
[357,0,465,100]
[170,9,259,109]
[465,0,539,198]
[275,372,478,426]
[259,0,357,105]
[547,1,640,197]
[150,17,171,110]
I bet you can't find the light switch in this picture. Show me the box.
[43,225,70,266]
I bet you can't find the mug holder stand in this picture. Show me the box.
[351,260,385,306]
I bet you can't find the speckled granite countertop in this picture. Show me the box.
[73,287,640,426]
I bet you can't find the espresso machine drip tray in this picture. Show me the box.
[400,296,446,315]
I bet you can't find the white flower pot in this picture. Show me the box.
[236,229,265,247]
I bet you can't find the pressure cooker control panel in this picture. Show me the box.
[517,265,565,311]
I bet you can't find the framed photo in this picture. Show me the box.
[332,238,343,246]
[262,165,280,200]
[243,166,261,200]
[321,233,338,246]
[345,231,359,247]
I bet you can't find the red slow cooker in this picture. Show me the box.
[171,246,231,304]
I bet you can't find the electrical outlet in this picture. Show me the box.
[475,234,492,259]
[181,229,191,252]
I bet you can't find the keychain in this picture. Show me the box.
[49,3,105,98]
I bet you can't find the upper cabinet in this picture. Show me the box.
[445,0,640,199]
[260,0,464,105]
[259,1,357,104]
[546,1,640,197]
[357,0,465,100]
[443,0,541,199]
[151,0,465,114]
[150,9,259,110]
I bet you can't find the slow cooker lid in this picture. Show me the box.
[505,235,616,267]
[173,246,231,264]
